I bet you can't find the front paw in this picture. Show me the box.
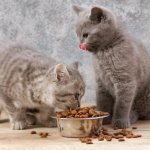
[130,110,138,124]
[11,121,28,130]
[112,118,130,129]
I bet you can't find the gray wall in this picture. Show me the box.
[0,0,150,104]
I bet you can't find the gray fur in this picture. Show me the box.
[0,44,85,130]
[73,5,150,128]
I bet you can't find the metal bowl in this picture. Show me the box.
[52,114,109,138]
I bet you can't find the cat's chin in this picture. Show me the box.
[54,108,65,112]
[54,105,70,111]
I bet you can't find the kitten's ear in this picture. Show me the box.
[89,7,104,22]
[72,5,84,15]
[71,61,79,70]
[54,64,70,84]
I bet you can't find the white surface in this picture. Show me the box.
[0,120,149,150]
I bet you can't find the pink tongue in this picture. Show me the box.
[79,44,88,51]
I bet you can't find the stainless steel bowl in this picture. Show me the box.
[52,114,109,138]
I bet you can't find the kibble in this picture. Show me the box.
[30,131,49,138]
[40,134,47,138]
[101,127,108,132]
[118,138,125,142]
[137,134,142,138]
[39,132,49,138]
[79,126,142,144]
[30,131,36,134]
[79,138,93,144]
[126,134,133,138]
[105,136,112,141]
[55,106,109,118]
[132,134,142,138]
[132,126,137,129]
[98,136,104,141]
[39,132,43,136]
[86,141,93,144]
[115,134,124,139]
[79,138,86,143]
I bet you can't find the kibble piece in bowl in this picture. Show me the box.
[55,106,109,118]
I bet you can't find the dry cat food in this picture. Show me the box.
[79,127,142,144]
[79,138,93,144]
[39,132,49,138]
[132,126,137,129]
[118,138,125,142]
[55,106,109,118]
[30,131,49,138]
[30,131,37,134]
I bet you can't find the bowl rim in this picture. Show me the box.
[51,114,109,120]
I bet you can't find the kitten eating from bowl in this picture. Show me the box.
[0,44,85,130]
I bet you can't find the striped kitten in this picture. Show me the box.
[0,44,85,130]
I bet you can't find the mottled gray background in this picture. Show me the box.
[0,0,150,104]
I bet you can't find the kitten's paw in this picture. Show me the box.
[130,110,138,124]
[112,118,130,129]
[11,121,28,130]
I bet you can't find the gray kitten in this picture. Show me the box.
[0,44,85,130]
[73,5,150,128]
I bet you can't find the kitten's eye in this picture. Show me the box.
[83,33,88,38]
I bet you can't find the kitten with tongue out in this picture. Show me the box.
[73,5,150,129]
[74,5,114,53]
[79,43,88,51]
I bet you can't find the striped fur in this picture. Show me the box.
[0,44,85,130]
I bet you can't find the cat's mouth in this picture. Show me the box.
[79,44,89,51]
[79,43,97,52]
